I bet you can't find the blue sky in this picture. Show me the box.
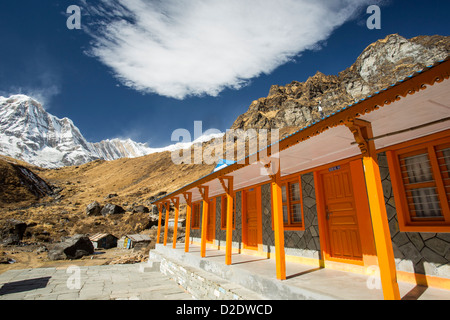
[0,0,449,148]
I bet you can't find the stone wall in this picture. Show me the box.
[261,173,321,260]
[214,191,243,250]
[190,192,243,250]
[191,176,320,261]
[379,153,450,279]
[158,253,263,300]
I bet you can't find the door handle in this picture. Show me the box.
[326,209,332,220]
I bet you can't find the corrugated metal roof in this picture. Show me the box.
[89,233,114,242]
[126,234,151,242]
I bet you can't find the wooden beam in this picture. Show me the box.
[198,186,209,258]
[270,161,286,280]
[219,176,234,265]
[156,204,163,244]
[171,197,180,249]
[183,192,193,253]
[345,120,400,300]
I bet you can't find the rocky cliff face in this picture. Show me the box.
[231,34,450,131]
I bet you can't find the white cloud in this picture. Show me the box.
[82,0,378,99]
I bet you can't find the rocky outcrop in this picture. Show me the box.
[0,219,27,245]
[231,34,450,131]
[0,159,54,204]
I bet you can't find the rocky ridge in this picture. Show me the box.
[232,34,450,131]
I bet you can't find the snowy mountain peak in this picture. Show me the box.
[0,95,157,168]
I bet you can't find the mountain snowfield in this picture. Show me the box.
[0,95,222,168]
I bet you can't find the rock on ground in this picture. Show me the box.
[101,203,125,216]
[86,201,102,216]
[47,235,94,261]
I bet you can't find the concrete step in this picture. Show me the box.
[150,249,267,300]
[138,259,161,273]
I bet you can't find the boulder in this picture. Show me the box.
[101,203,125,216]
[147,214,162,229]
[47,235,94,261]
[0,219,27,245]
[86,201,102,216]
[132,205,150,214]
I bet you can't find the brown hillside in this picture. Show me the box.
[38,151,216,208]
[0,159,53,207]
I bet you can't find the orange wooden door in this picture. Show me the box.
[245,189,259,249]
[321,164,363,261]
[206,198,215,243]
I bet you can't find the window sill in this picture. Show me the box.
[283,226,305,232]
[399,224,450,233]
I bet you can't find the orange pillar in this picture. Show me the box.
[225,192,234,266]
[346,119,400,300]
[271,169,286,280]
[199,186,209,258]
[156,204,163,244]
[163,202,170,246]
[172,198,180,249]
[183,193,192,253]
[219,177,234,266]
[363,155,401,300]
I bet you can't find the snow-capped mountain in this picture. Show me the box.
[0,94,216,168]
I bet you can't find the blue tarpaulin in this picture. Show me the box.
[213,159,236,172]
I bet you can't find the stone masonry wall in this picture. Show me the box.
[214,191,243,250]
[261,173,321,260]
[379,153,450,279]
[159,255,257,300]
[190,192,243,250]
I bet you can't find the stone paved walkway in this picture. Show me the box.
[0,263,194,300]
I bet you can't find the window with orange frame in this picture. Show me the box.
[387,138,450,232]
[276,177,304,230]
[191,202,201,229]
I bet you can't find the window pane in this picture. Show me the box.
[403,153,433,184]
[289,182,301,202]
[440,148,450,198]
[192,205,198,228]
[290,203,302,223]
[282,205,288,223]
[443,148,450,171]
[282,186,287,203]
[408,187,442,218]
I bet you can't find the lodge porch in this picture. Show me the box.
[149,243,450,300]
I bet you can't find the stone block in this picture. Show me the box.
[425,237,449,257]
